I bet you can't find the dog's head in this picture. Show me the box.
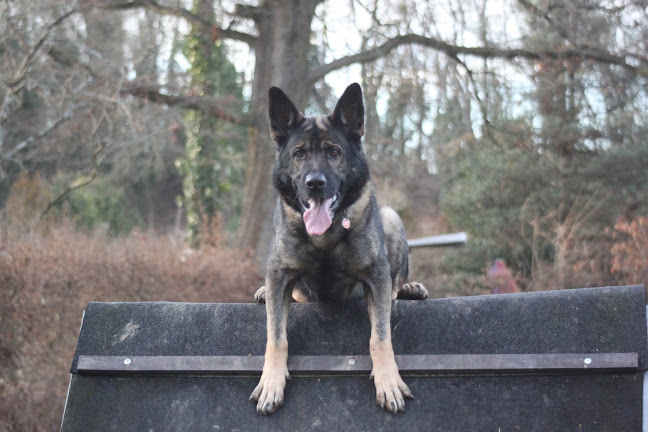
[269,83,370,236]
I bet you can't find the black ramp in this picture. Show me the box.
[61,285,647,431]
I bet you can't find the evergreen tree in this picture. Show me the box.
[441,1,648,290]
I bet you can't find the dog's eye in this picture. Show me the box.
[328,148,340,158]
[293,149,305,159]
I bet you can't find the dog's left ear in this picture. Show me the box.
[330,83,364,138]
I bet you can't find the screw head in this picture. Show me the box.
[124,358,132,365]
[584,357,592,365]
[348,358,356,366]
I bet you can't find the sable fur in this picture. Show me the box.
[251,83,428,415]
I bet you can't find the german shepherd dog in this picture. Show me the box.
[250,83,428,415]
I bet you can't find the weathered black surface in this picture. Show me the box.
[70,285,648,370]
[62,373,642,431]
[62,285,647,431]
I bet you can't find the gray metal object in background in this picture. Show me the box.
[61,285,647,431]
[407,231,467,248]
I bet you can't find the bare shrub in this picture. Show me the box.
[4,172,53,234]
[611,216,648,286]
[0,224,262,432]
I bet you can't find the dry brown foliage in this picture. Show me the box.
[611,216,648,286]
[4,172,54,234]
[0,225,262,431]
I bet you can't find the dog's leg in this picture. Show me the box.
[250,270,293,414]
[364,270,413,413]
[254,282,316,304]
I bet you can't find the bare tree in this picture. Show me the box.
[0,0,185,230]
[94,0,646,263]
[3,0,646,263]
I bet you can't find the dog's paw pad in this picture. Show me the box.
[397,282,428,300]
[254,286,267,303]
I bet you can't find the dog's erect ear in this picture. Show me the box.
[268,87,303,143]
[330,83,364,138]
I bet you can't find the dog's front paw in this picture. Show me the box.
[371,367,413,413]
[250,367,290,414]
[397,281,429,300]
[254,286,266,303]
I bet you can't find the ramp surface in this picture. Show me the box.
[61,285,647,431]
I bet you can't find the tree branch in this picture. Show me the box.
[308,33,648,85]
[7,7,80,92]
[233,4,262,22]
[517,0,647,70]
[96,0,257,45]
[121,82,253,126]
[2,105,89,162]
[446,52,503,149]
[35,139,106,229]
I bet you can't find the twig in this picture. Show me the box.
[447,52,502,148]
[2,105,87,161]
[34,140,106,229]
[7,6,79,92]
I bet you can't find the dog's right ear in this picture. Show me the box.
[268,87,303,143]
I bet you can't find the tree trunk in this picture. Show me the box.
[236,0,319,268]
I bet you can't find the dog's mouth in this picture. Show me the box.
[302,193,340,236]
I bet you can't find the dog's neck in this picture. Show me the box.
[340,182,373,224]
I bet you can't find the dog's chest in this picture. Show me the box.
[306,236,381,293]
[303,256,363,300]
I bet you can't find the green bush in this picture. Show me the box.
[64,180,143,235]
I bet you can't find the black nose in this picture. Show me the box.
[305,173,327,190]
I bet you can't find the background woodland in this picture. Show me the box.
[1,0,647,430]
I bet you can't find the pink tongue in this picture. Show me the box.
[303,198,334,236]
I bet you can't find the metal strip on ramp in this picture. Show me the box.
[77,352,639,376]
